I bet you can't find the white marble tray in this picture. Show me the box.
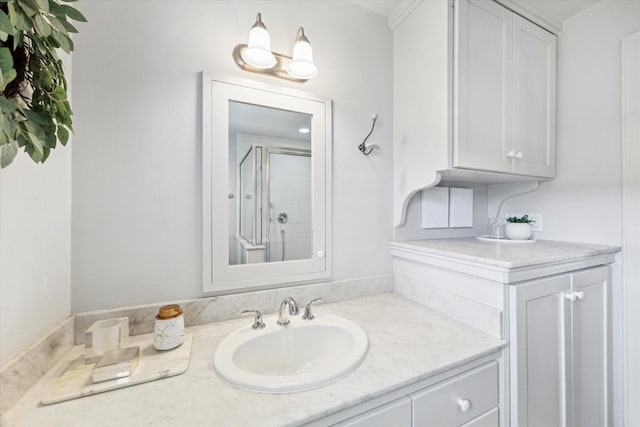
[41,333,192,405]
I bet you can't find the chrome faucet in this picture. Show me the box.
[277,297,300,325]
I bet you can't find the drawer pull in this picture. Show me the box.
[457,398,471,412]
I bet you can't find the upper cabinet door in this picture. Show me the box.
[454,0,513,174]
[512,14,557,178]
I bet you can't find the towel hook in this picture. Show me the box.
[358,113,380,156]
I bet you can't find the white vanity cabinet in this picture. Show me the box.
[390,239,620,427]
[509,266,611,427]
[392,0,556,226]
[327,360,501,427]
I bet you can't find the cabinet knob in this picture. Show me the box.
[457,398,471,412]
[575,291,585,300]
[506,150,516,159]
[564,292,577,302]
[515,151,524,159]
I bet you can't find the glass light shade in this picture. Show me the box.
[241,24,277,69]
[287,40,318,79]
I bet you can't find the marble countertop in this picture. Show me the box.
[1,293,505,427]
[390,238,620,269]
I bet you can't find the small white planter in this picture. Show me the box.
[505,223,533,240]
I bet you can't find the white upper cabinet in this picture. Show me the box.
[392,0,557,226]
[454,0,514,174]
[512,14,557,177]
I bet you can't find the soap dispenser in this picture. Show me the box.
[153,304,185,350]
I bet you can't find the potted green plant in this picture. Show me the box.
[0,0,86,168]
[505,214,535,240]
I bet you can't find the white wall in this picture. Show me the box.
[0,135,72,363]
[621,30,640,427]
[71,1,393,311]
[488,2,640,424]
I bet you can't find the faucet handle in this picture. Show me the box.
[241,310,266,330]
[302,298,323,320]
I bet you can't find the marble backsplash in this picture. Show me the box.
[0,317,74,414]
[73,274,393,344]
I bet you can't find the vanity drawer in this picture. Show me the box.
[410,361,498,426]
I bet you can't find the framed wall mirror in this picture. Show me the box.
[202,74,332,293]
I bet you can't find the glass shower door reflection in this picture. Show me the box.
[266,149,312,262]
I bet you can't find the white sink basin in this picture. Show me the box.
[213,314,368,393]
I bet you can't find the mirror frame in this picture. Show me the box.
[202,73,332,293]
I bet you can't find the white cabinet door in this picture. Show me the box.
[571,266,612,427]
[510,274,572,427]
[512,14,556,178]
[334,397,412,427]
[454,0,513,174]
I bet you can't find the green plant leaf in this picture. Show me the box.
[0,97,20,114]
[17,0,39,17]
[33,14,52,37]
[17,133,29,148]
[26,141,44,162]
[40,146,50,162]
[61,4,86,22]
[0,68,17,91]
[0,47,17,91]
[8,2,32,32]
[38,68,53,88]
[22,109,47,125]
[49,1,66,18]
[44,129,56,148]
[0,109,19,138]
[58,16,77,33]
[47,16,67,35]
[35,0,49,13]
[50,29,71,53]
[0,140,19,168]
[56,125,68,145]
[0,10,13,36]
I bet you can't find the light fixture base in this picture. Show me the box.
[233,44,311,83]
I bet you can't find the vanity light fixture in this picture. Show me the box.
[287,27,318,79]
[233,13,318,82]
[240,13,277,69]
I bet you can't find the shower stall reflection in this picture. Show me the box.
[236,145,311,264]
[228,101,312,265]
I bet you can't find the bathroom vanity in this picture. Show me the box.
[391,238,620,427]
[1,240,618,427]
[1,293,505,427]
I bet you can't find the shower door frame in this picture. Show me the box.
[262,147,312,262]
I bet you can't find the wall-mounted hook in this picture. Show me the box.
[358,113,380,156]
